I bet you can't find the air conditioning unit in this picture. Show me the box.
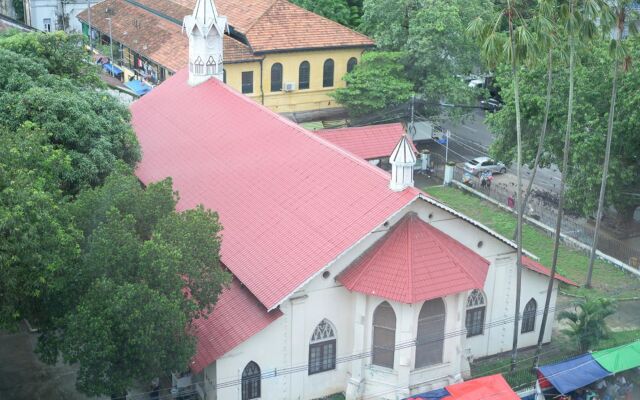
[283,82,296,91]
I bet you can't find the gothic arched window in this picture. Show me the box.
[223,69,227,83]
[372,301,396,369]
[193,56,204,75]
[241,361,261,400]
[271,62,283,92]
[521,299,537,333]
[323,58,334,87]
[465,289,486,337]
[347,57,358,73]
[206,56,216,75]
[299,61,310,90]
[415,298,445,368]
[308,319,336,374]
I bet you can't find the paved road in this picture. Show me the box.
[417,109,564,195]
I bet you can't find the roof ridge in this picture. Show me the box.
[244,0,279,32]
[266,0,375,42]
[407,213,415,303]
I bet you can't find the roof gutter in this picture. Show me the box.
[253,43,375,56]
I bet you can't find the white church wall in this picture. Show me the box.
[205,196,563,399]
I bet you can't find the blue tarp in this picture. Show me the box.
[102,63,123,76]
[403,388,449,400]
[538,353,611,394]
[125,80,152,96]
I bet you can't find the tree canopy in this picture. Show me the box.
[331,51,413,116]
[486,39,640,221]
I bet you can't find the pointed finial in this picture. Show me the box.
[389,134,416,192]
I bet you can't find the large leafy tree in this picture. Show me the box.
[0,31,101,85]
[35,169,230,398]
[360,0,494,116]
[486,39,640,224]
[291,0,359,27]
[0,47,140,194]
[331,51,413,116]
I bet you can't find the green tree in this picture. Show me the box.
[331,51,413,116]
[0,70,140,193]
[0,31,101,85]
[360,0,494,116]
[291,0,357,27]
[0,123,79,328]
[61,279,194,399]
[36,169,231,397]
[559,297,616,352]
[586,0,637,287]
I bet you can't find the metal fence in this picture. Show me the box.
[446,164,640,267]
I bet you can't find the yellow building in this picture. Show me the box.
[78,0,374,120]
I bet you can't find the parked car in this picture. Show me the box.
[464,157,507,176]
[480,97,503,112]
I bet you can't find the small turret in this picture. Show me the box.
[183,0,227,86]
[389,134,416,191]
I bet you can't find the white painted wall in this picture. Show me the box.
[201,197,563,400]
[24,0,102,32]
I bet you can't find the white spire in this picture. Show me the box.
[183,0,227,86]
[389,134,416,192]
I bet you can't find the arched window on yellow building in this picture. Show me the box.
[271,63,283,92]
[323,59,334,88]
[299,61,310,90]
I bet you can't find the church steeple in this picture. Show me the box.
[389,134,416,192]
[183,0,227,86]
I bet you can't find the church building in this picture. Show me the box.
[131,1,576,399]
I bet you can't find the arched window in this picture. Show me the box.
[299,61,310,90]
[270,62,283,92]
[241,361,261,400]
[347,57,358,73]
[223,69,227,83]
[416,298,445,368]
[372,301,396,368]
[465,289,486,337]
[521,299,537,333]
[323,58,334,87]
[308,319,336,374]
[192,56,204,75]
[206,56,216,75]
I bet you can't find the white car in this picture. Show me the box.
[464,157,507,176]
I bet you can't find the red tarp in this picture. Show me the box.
[444,374,520,400]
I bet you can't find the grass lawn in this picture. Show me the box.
[424,186,640,299]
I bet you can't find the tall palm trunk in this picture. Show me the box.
[534,15,575,367]
[586,10,623,287]
[508,0,525,372]
[513,49,554,241]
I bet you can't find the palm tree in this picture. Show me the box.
[468,0,535,372]
[586,0,636,288]
[533,0,604,367]
[559,297,616,352]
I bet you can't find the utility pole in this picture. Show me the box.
[87,0,92,52]
[445,130,450,163]
[107,17,114,76]
[409,93,416,139]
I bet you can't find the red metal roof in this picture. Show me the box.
[521,256,578,287]
[191,279,282,373]
[338,213,489,304]
[132,69,419,310]
[315,123,418,161]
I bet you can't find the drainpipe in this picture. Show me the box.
[259,58,264,105]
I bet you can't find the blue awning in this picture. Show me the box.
[125,80,152,96]
[403,388,449,400]
[538,353,611,394]
[102,63,123,76]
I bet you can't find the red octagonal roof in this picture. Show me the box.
[338,213,489,303]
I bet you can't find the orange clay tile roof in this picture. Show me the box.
[78,0,374,71]
[241,0,374,53]
[77,0,260,72]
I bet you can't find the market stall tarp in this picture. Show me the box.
[538,353,611,394]
[102,63,123,76]
[125,80,152,96]
[592,340,640,374]
[444,374,519,400]
[405,375,518,400]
